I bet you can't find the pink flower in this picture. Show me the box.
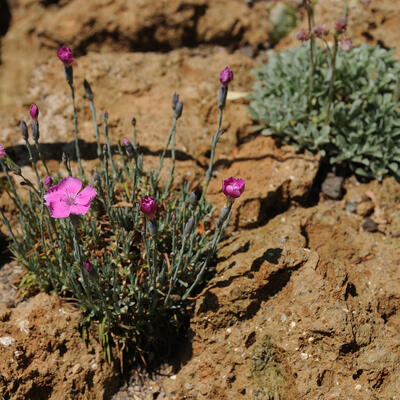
[339,38,353,51]
[222,177,245,201]
[44,177,97,219]
[219,67,234,86]
[140,196,157,219]
[335,16,347,33]
[0,145,5,159]
[84,261,92,272]
[30,104,39,121]
[122,137,130,146]
[57,46,74,66]
[313,24,328,38]
[296,28,310,42]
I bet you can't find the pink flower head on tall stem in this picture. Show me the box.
[0,145,5,159]
[140,196,157,219]
[335,16,347,33]
[57,46,74,66]
[44,177,97,219]
[219,67,234,86]
[339,38,353,51]
[313,24,328,38]
[84,261,92,272]
[296,28,310,42]
[30,104,39,121]
[222,177,245,201]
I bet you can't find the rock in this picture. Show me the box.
[207,136,320,228]
[321,172,344,200]
[0,0,271,106]
[362,217,378,232]
[356,200,374,217]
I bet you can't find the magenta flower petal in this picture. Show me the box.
[0,145,6,159]
[69,203,91,215]
[222,177,245,201]
[43,186,63,206]
[140,196,157,219]
[57,46,74,66]
[58,177,82,195]
[49,200,71,218]
[75,186,97,205]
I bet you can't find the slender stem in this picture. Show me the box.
[201,108,223,202]
[69,84,85,179]
[33,139,51,176]
[326,36,339,124]
[165,120,177,194]
[307,5,315,109]
[89,99,101,158]
[24,138,42,192]
[154,116,177,186]
[103,112,117,176]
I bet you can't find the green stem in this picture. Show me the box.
[201,108,223,203]
[307,5,315,109]
[89,99,101,158]
[69,84,85,180]
[326,36,338,124]
[33,139,51,176]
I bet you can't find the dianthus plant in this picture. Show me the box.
[250,1,400,181]
[0,51,243,364]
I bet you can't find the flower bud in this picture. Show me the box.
[219,67,233,86]
[312,24,328,38]
[172,92,179,111]
[84,261,92,272]
[131,116,136,127]
[102,144,108,156]
[184,217,195,237]
[44,176,52,189]
[91,172,100,185]
[32,122,40,141]
[222,177,245,201]
[189,191,198,208]
[174,100,183,119]
[30,104,39,121]
[0,145,6,159]
[335,16,347,33]
[147,219,158,236]
[140,196,157,219]
[62,152,68,163]
[83,79,94,101]
[296,28,310,42]
[218,85,227,109]
[122,137,134,156]
[57,46,74,67]
[20,121,28,141]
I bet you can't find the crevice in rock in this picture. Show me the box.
[0,0,11,37]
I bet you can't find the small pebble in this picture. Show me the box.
[281,314,287,323]
[321,173,344,200]
[362,217,378,232]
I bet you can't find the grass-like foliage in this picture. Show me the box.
[0,53,242,364]
[250,43,400,180]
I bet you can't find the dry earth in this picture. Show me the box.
[1,0,400,399]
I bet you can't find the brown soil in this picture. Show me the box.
[1,0,400,399]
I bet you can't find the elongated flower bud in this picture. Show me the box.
[172,92,179,111]
[30,104,39,121]
[20,121,28,141]
[184,217,195,237]
[175,100,183,119]
[218,85,227,110]
[83,79,94,100]
[189,191,198,208]
[32,122,40,141]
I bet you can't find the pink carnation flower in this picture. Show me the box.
[313,24,328,38]
[44,177,97,219]
[335,16,347,33]
[0,145,5,159]
[140,196,157,219]
[219,67,234,86]
[222,177,245,201]
[57,46,74,66]
[296,28,310,42]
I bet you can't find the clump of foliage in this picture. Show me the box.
[250,2,400,181]
[0,50,243,364]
